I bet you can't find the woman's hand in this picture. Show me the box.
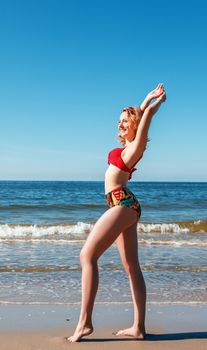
[156,91,167,103]
[140,84,165,112]
[147,84,164,101]
[147,90,166,116]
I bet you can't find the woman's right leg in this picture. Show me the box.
[68,205,138,342]
[114,222,146,338]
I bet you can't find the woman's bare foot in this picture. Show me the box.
[67,325,94,342]
[114,326,145,339]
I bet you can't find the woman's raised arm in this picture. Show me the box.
[132,91,166,159]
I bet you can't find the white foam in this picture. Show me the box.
[0,222,93,240]
[0,221,203,242]
[139,238,207,246]
[137,223,189,234]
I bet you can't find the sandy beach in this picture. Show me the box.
[0,303,206,350]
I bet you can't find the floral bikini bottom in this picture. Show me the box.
[105,186,141,218]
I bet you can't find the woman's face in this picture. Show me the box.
[118,112,136,141]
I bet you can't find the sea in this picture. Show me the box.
[0,181,206,306]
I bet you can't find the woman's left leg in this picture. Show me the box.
[67,206,138,342]
[114,221,146,338]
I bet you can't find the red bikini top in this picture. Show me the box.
[108,147,138,180]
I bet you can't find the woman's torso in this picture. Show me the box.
[104,164,130,194]
[105,147,139,194]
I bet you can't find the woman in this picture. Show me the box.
[68,84,166,342]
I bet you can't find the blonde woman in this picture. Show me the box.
[68,84,166,342]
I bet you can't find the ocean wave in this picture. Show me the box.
[138,220,207,234]
[0,203,106,210]
[138,222,189,234]
[1,264,207,273]
[0,220,206,242]
[139,239,207,247]
[0,300,207,305]
[0,222,92,240]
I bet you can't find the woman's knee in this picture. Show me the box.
[80,246,97,265]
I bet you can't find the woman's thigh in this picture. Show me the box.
[115,222,139,268]
[81,206,138,260]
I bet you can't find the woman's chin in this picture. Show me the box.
[119,132,128,138]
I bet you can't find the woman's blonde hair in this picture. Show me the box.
[118,106,143,145]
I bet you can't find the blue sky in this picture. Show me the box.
[0,0,206,181]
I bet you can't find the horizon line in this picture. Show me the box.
[0,179,207,183]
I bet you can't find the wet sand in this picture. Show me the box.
[0,304,207,350]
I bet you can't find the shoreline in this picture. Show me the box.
[0,303,207,350]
